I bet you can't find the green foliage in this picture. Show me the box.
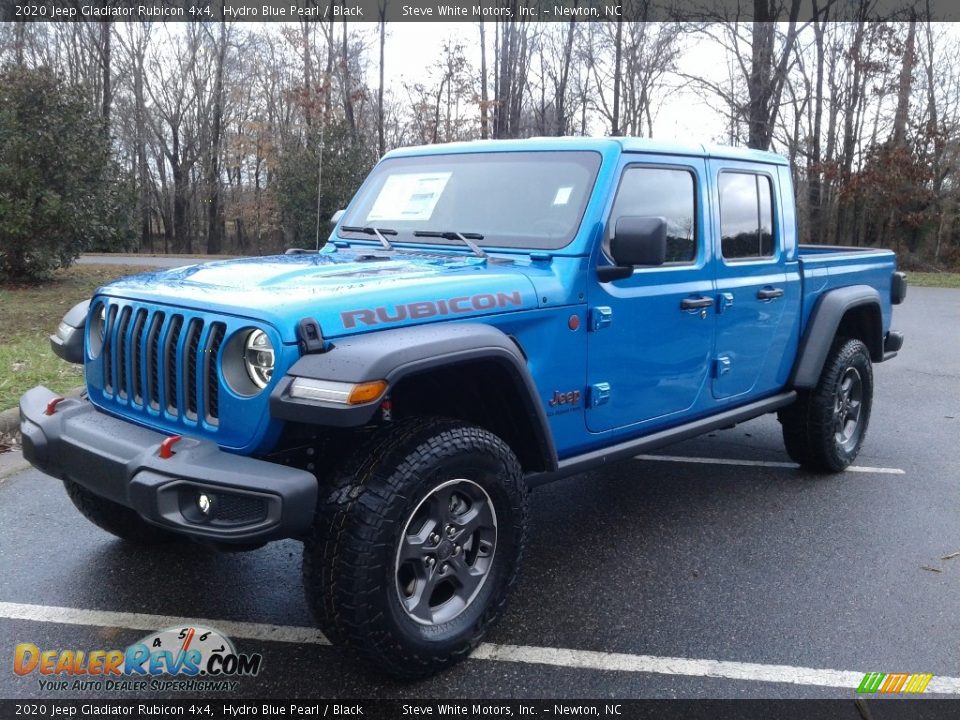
[0,66,134,282]
[274,122,374,249]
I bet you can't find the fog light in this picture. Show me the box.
[197,493,213,517]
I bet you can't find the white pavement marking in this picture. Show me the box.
[0,601,329,646]
[473,644,960,695]
[634,454,905,475]
[3,601,957,694]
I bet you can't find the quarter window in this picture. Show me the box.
[608,167,697,264]
[719,172,775,259]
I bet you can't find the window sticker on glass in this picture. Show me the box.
[366,172,452,222]
[552,186,573,206]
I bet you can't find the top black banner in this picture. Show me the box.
[3,0,958,23]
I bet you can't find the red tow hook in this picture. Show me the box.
[158,435,183,460]
[45,397,66,416]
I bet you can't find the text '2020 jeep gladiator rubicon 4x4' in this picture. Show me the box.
[21,138,906,677]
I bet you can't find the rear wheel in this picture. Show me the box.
[779,337,874,473]
[63,479,182,544]
[303,417,527,678]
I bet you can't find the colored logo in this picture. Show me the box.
[13,625,262,692]
[856,672,933,694]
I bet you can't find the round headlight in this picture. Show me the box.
[243,329,275,389]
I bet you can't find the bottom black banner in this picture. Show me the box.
[2,699,958,720]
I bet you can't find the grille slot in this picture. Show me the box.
[115,307,132,399]
[130,309,147,404]
[165,316,183,414]
[214,494,268,525]
[205,323,226,424]
[103,305,118,394]
[146,312,165,410]
[184,319,204,420]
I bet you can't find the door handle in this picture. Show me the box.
[757,287,784,300]
[680,297,713,311]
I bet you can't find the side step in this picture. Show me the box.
[528,391,797,486]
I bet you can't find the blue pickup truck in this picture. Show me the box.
[20,137,906,677]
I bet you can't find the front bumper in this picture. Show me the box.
[19,386,317,544]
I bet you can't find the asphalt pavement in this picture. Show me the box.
[1,286,957,700]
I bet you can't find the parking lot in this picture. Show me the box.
[1,286,958,699]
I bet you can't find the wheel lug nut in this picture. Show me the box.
[453,545,461,556]
[446,525,456,537]
[429,533,439,544]
[425,556,435,567]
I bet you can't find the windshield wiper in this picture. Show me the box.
[340,226,396,251]
[413,230,487,258]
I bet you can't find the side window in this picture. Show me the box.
[719,172,776,260]
[609,167,697,264]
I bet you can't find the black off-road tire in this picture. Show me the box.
[779,337,874,473]
[303,417,527,678]
[63,479,183,544]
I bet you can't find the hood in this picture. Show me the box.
[98,249,541,343]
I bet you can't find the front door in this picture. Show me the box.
[587,157,716,433]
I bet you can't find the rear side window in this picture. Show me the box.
[608,166,697,263]
[719,172,775,260]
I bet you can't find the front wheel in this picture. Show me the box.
[303,418,527,678]
[779,337,874,473]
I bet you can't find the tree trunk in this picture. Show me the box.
[611,18,622,136]
[100,20,112,135]
[479,19,489,139]
[378,4,386,156]
[206,20,227,255]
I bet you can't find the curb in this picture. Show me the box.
[0,386,85,436]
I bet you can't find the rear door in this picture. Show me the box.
[709,161,793,400]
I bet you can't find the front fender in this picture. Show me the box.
[269,323,558,471]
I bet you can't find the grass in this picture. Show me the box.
[0,264,156,411]
[907,272,960,289]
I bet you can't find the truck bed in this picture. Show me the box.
[797,244,898,340]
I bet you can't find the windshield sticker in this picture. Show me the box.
[552,186,573,205]
[367,172,452,222]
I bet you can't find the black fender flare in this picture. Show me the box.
[790,285,883,389]
[270,323,558,472]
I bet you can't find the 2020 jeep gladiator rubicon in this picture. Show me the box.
[21,138,906,677]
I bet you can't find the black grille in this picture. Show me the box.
[100,304,225,430]
[214,494,268,525]
[130,309,147,404]
[205,323,226,423]
[146,312,164,410]
[165,316,183,413]
[184,319,203,420]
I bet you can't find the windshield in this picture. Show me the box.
[339,151,602,251]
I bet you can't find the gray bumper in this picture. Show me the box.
[19,386,317,544]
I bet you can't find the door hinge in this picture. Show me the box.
[588,382,611,408]
[717,292,734,313]
[589,306,613,331]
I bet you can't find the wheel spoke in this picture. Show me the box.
[405,567,442,623]
[398,518,439,563]
[448,555,485,598]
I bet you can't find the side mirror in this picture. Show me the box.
[598,216,667,282]
[330,209,346,224]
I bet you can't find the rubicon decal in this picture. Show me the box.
[856,672,933,694]
[13,626,262,693]
[341,291,523,329]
